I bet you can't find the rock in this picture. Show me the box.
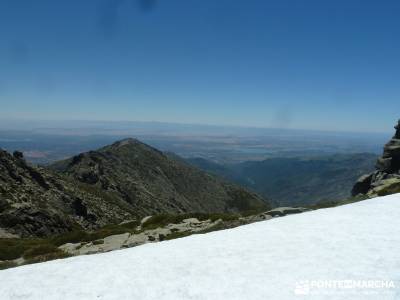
[367,178,400,197]
[264,207,308,217]
[352,119,400,197]
[140,216,153,225]
[12,151,24,160]
[395,121,400,139]
[352,174,373,196]
[0,148,139,237]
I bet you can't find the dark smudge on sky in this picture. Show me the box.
[97,0,157,39]
[138,0,157,12]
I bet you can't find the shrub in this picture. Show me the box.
[50,230,91,246]
[23,251,71,265]
[0,261,18,270]
[165,231,191,240]
[92,239,104,245]
[23,244,60,259]
[0,238,43,261]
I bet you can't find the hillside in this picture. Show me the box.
[0,139,269,238]
[1,194,398,299]
[188,153,376,206]
[50,138,269,215]
[0,150,135,238]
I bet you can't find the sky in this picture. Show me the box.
[0,0,399,133]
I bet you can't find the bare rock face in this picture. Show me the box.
[352,120,400,197]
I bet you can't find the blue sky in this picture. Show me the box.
[0,0,399,132]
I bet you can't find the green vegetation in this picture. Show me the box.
[142,212,240,229]
[92,239,105,245]
[23,244,61,259]
[0,220,140,264]
[374,181,400,196]
[0,211,243,269]
[0,238,72,270]
[0,261,18,270]
[50,221,140,246]
[307,194,369,210]
[165,231,192,240]
[0,238,71,262]
[188,154,377,207]
[23,251,72,265]
[196,222,231,234]
[0,238,46,261]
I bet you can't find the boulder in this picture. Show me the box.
[351,174,373,196]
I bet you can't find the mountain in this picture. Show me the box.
[50,138,269,215]
[0,139,269,238]
[352,119,400,197]
[0,150,135,238]
[188,153,377,206]
[1,194,398,299]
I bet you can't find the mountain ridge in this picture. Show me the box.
[0,138,270,237]
[50,138,269,216]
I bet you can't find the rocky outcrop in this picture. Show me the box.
[352,120,400,197]
[0,149,135,237]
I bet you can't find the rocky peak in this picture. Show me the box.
[12,151,24,160]
[376,120,400,173]
[111,138,139,148]
[395,119,400,139]
[352,119,400,197]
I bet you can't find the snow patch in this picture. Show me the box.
[1,195,400,299]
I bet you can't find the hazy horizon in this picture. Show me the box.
[0,118,394,136]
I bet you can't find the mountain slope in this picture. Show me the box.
[50,138,269,216]
[0,139,268,238]
[0,150,135,238]
[188,153,376,206]
[1,194,398,299]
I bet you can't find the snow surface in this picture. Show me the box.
[1,194,400,300]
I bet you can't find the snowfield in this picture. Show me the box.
[1,195,400,300]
